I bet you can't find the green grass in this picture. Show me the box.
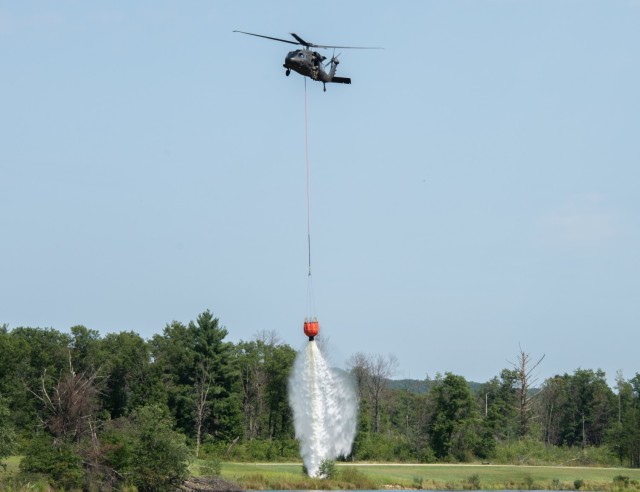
[1,456,22,475]
[6,457,640,490]
[213,462,640,490]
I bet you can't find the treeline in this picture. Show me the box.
[1,311,640,489]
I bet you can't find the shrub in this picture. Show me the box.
[198,458,222,477]
[493,439,617,466]
[340,466,377,489]
[523,474,535,490]
[420,445,437,463]
[317,459,337,479]
[574,479,584,490]
[20,435,83,490]
[201,437,299,462]
[466,474,481,490]
[413,475,424,489]
[103,404,191,491]
[613,475,630,488]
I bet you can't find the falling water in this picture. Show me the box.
[288,341,358,477]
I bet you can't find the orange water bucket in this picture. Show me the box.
[303,319,319,340]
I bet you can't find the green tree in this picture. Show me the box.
[1,327,70,432]
[100,331,165,418]
[69,325,101,373]
[264,341,296,441]
[605,373,640,467]
[236,339,267,439]
[0,396,16,469]
[428,372,489,461]
[539,368,614,447]
[190,311,242,442]
[152,311,242,444]
[478,369,519,443]
[235,333,296,443]
[151,320,196,433]
[387,387,428,461]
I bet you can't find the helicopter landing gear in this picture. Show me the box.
[286,68,291,76]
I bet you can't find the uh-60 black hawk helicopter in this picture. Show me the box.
[234,31,382,91]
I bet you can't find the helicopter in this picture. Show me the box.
[233,31,382,92]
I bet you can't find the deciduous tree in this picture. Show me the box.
[428,372,488,460]
[0,396,16,470]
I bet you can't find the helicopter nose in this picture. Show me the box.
[285,53,302,66]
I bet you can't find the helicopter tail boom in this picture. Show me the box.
[330,76,351,85]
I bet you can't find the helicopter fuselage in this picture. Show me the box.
[284,49,331,82]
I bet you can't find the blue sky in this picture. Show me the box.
[1,1,639,385]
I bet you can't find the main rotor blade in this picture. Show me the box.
[234,30,384,50]
[291,31,383,50]
[290,33,315,47]
[310,43,384,50]
[233,30,299,45]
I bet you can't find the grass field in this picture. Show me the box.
[208,461,640,490]
[5,456,640,490]
[0,456,21,475]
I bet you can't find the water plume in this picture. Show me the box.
[288,341,357,477]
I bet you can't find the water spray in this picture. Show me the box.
[288,342,358,477]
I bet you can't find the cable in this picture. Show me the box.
[304,77,311,278]
[304,77,317,321]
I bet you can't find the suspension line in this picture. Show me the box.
[304,77,311,278]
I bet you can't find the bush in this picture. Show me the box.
[574,479,584,490]
[339,466,377,489]
[493,439,617,466]
[198,458,222,477]
[0,474,52,492]
[613,475,630,488]
[103,404,191,491]
[420,445,437,463]
[201,437,299,462]
[523,474,535,490]
[317,459,337,479]
[20,435,83,490]
[354,433,419,462]
[466,474,481,490]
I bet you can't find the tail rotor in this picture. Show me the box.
[326,49,342,83]
[324,49,342,69]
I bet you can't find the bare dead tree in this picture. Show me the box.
[368,354,398,433]
[509,345,545,438]
[254,329,280,347]
[346,352,370,403]
[239,354,267,440]
[29,351,102,443]
[194,360,213,458]
[347,352,399,433]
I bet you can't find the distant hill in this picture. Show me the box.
[388,378,483,394]
[388,378,539,396]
